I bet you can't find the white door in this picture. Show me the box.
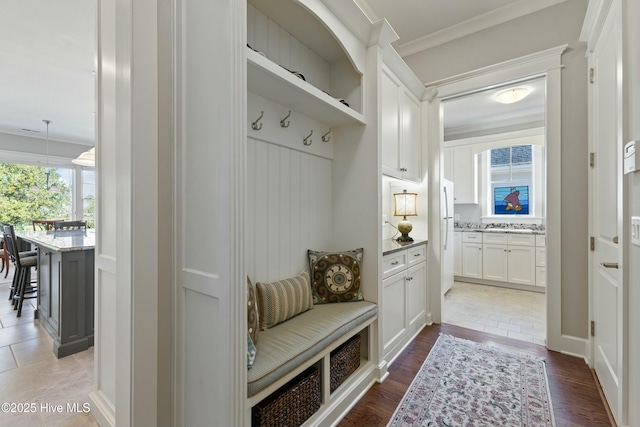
[590,1,625,423]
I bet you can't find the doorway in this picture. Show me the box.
[439,77,547,345]
[425,45,566,353]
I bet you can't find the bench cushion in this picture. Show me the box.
[247,301,377,397]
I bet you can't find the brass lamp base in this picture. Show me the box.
[396,219,414,243]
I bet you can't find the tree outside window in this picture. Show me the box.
[0,163,72,230]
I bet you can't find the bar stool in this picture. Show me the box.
[2,225,37,316]
[0,237,9,278]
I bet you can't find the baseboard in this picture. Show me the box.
[557,334,588,359]
[89,391,115,427]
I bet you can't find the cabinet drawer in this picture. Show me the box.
[482,232,507,244]
[462,232,482,243]
[382,251,407,279]
[536,247,546,267]
[407,245,426,266]
[507,234,535,246]
[536,234,546,247]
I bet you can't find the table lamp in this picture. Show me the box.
[393,190,418,242]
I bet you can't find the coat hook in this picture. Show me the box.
[321,128,331,142]
[280,110,291,128]
[303,130,313,146]
[251,111,264,130]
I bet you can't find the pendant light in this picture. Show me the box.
[30,120,60,193]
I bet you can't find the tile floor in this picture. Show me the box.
[0,272,97,427]
[443,281,546,345]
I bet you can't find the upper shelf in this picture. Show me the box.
[246,48,365,127]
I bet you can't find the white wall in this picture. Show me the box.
[404,0,589,339]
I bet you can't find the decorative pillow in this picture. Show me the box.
[247,277,259,344]
[247,333,256,370]
[308,248,364,304]
[255,271,313,330]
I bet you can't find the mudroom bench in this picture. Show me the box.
[247,301,378,426]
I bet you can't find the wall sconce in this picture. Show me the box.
[393,190,418,242]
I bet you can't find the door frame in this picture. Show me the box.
[582,0,628,423]
[426,45,583,355]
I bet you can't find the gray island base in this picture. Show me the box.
[17,230,95,358]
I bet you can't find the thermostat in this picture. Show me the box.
[624,140,639,174]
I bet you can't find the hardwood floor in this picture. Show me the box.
[339,323,613,427]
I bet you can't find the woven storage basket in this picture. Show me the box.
[330,334,361,393]
[252,366,321,427]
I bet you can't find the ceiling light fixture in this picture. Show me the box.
[30,120,60,193]
[495,87,530,104]
[72,147,95,167]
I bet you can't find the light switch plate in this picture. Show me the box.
[632,216,640,247]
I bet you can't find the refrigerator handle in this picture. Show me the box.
[443,186,450,219]
[444,218,449,250]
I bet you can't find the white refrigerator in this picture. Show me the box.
[442,179,454,295]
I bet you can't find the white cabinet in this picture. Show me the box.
[483,244,509,282]
[462,232,483,278]
[459,232,546,288]
[381,66,422,183]
[382,243,427,364]
[462,243,483,279]
[507,246,536,285]
[506,234,536,286]
[536,236,546,287]
[453,232,462,276]
[443,146,477,204]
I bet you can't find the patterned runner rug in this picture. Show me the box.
[388,334,555,427]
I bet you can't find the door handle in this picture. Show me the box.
[601,262,619,269]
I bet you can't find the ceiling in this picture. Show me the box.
[0,0,559,147]
[0,0,95,146]
[356,0,558,137]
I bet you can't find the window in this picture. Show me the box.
[82,169,95,228]
[490,145,533,216]
[0,163,73,229]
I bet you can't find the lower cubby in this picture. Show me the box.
[252,366,321,427]
[250,324,375,427]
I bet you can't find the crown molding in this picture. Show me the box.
[579,0,613,49]
[397,0,569,57]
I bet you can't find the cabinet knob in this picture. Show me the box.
[391,261,399,265]
[414,253,421,257]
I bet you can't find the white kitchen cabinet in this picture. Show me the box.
[443,147,454,181]
[453,232,462,276]
[382,243,427,364]
[406,262,427,329]
[483,244,509,282]
[451,146,477,204]
[462,243,483,279]
[536,235,546,287]
[507,245,536,285]
[458,231,545,288]
[381,66,422,183]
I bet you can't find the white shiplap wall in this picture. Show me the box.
[247,4,331,95]
[246,134,332,284]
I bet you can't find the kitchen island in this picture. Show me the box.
[17,230,95,358]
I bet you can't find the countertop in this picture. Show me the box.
[383,238,427,256]
[17,229,96,252]
[454,226,545,235]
